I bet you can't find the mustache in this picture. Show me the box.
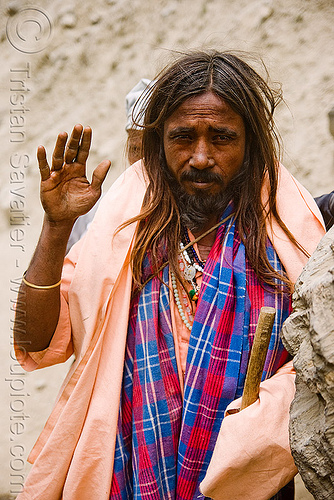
[180,169,225,185]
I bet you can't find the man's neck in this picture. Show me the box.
[192,217,218,261]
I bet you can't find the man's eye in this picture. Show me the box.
[174,134,191,140]
[214,135,230,141]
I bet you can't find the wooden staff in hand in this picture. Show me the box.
[240,306,276,410]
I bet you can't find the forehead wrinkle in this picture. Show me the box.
[171,106,241,125]
[179,107,225,118]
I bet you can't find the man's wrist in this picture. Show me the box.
[43,216,76,236]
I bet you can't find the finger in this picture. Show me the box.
[37,146,50,181]
[76,126,92,165]
[64,124,84,164]
[90,160,111,193]
[51,132,68,171]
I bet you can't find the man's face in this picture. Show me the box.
[163,92,246,197]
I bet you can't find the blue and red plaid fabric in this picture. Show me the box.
[110,206,291,499]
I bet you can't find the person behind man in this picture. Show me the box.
[315,191,334,231]
[14,51,325,499]
[125,77,154,165]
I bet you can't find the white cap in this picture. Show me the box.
[125,78,153,131]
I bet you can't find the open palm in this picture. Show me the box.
[38,124,110,223]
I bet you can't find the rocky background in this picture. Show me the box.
[282,227,334,499]
[0,0,333,498]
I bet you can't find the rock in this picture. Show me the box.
[6,1,20,16]
[59,12,77,29]
[161,4,177,17]
[328,107,334,138]
[282,227,334,499]
[240,0,274,29]
[34,380,47,391]
[90,13,101,24]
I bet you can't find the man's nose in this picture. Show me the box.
[189,140,214,169]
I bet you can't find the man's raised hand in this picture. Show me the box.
[37,124,110,224]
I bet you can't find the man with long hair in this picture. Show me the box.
[14,51,325,499]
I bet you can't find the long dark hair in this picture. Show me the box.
[123,50,307,292]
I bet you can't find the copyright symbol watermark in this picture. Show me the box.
[6,7,52,54]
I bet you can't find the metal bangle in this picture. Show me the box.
[22,271,61,290]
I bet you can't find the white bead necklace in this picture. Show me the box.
[171,272,192,331]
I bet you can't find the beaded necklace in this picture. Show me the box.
[183,227,206,269]
[171,272,192,331]
[172,234,206,330]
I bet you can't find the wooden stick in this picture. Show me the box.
[240,306,276,410]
